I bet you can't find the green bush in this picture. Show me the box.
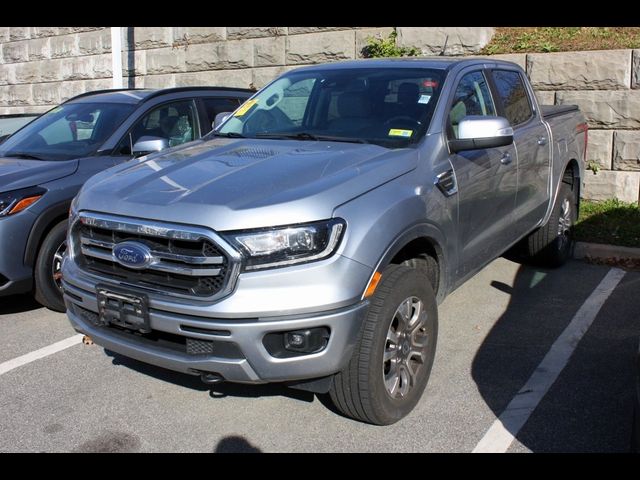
[361,28,420,58]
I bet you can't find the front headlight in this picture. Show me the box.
[225,218,346,271]
[0,186,46,217]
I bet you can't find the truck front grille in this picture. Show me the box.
[71,212,240,300]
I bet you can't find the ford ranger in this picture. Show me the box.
[62,58,587,425]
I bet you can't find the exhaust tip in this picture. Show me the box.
[200,372,225,385]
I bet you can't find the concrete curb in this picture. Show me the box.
[574,242,640,260]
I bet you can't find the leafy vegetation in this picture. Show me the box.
[361,28,420,58]
[481,27,640,55]
[575,198,640,248]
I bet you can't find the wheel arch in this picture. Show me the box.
[24,200,71,269]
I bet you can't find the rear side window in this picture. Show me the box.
[492,70,533,126]
[202,97,243,126]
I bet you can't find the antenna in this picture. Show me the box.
[440,35,449,56]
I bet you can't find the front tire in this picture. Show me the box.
[329,264,438,425]
[34,220,68,312]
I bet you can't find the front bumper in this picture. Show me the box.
[63,279,369,383]
[0,210,37,297]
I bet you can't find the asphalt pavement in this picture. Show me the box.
[1,257,638,452]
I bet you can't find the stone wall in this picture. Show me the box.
[1,26,639,202]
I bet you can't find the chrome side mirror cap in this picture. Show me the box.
[449,116,514,153]
[132,136,170,157]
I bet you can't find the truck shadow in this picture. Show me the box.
[0,294,42,315]
[104,350,315,403]
[471,255,639,452]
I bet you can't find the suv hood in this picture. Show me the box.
[78,138,418,231]
[0,158,79,192]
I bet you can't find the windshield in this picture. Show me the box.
[0,102,135,161]
[216,67,447,148]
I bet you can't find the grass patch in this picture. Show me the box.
[575,198,640,248]
[481,27,640,54]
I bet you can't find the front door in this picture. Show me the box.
[446,69,519,280]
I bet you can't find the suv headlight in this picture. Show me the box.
[0,186,46,217]
[225,218,346,271]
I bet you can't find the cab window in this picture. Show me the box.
[448,71,496,139]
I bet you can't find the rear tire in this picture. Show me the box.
[524,182,577,268]
[329,264,438,425]
[34,220,67,312]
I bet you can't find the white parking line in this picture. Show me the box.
[0,334,84,376]
[473,267,626,453]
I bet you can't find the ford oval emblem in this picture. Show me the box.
[112,241,153,270]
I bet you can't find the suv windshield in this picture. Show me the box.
[216,67,447,148]
[0,102,135,161]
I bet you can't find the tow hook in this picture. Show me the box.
[200,372,224,385]
[82,335,94,345]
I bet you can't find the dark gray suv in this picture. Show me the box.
[0,86,252,311]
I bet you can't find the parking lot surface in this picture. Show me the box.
[1,257,638,452]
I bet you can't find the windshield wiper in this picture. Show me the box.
[211,131,246,138]
[255,132,369,144]
[3,152,44,160]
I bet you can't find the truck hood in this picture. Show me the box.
[78,138,418,231]
[0,158,78,192]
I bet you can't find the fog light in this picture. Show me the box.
[284,328,330,353]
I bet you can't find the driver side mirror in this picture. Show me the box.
[448,116,513,153]
[213,112,232,130]
[132,136,170,157]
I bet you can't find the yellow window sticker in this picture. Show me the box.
[234,99,258,117]
[388,129,413,138]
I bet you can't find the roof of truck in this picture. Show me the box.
[288,57,522,72]
[65,86,254,105]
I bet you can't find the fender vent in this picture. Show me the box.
[435,169,458,197]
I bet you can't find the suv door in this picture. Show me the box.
[489,69,551,238]
[111,99,201,159]
[445,69,519,280]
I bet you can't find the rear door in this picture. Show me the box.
[445,68,519,280]
[489,69,551,237]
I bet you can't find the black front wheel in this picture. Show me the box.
[329,264,438,425]
[34,220,68,312]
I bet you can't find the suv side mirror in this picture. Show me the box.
[213,112,232,130]
[132,136,170,157]
[449,116,514,153]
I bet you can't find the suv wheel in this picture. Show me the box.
[34,220,68,312]
[329,264,438,425]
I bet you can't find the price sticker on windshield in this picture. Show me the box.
[388,129,413,138]
[234,99,259,117]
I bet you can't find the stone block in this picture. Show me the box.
[535,90,555,105]
[133,27,173,49]
[254,36,285,66]
[14,62,40,83]
[586,130,613,170]
[288,27,352,35]
[30,27,59,38]
[227,27,286,39]
[29,37,51,61]
[251,65,297,89]
[613,131,640,171]
[146,48,185,74]
[556,91,640,129]
[78,29,112,55]
[184,43,222,71]
[142,74,177,89]
[50,34,79,58]
[286,30,356,65]
[582,170,640,203]
[123,49,146,76]
[9,27,30,41]
[396,27,494,55]
[6,84,32,106]
[172,27,226,45]
[0,27,9,42]
[40,59,63,82]
[527,49,631,90]
[175,69,253,89]
[33,82,62,105]
[3,41,29,63]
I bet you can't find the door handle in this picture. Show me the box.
[537,136,547,146]
[500,152,512,165]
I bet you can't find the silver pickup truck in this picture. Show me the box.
[62,58,587,425]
